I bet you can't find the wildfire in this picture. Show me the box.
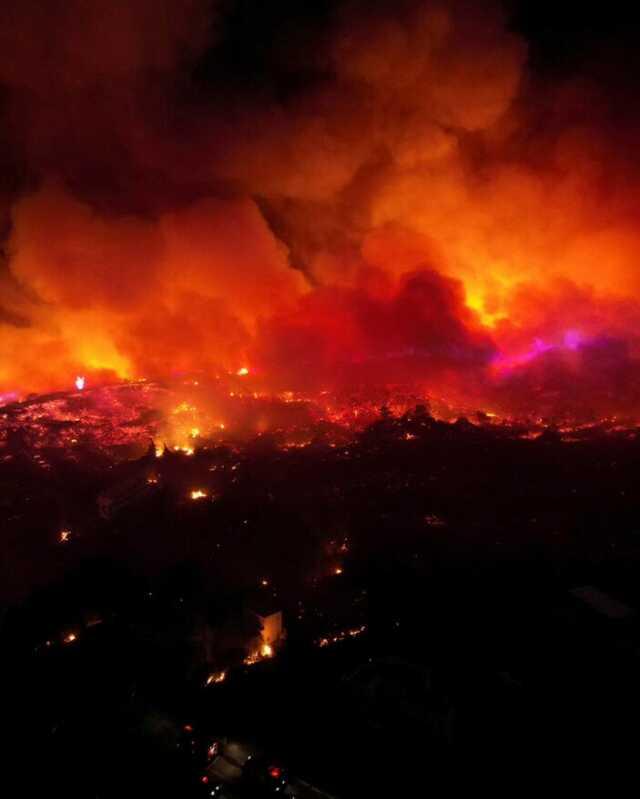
[172,401,197,415]
[317,625,367,648]
[205,670,226,686]
[244,642,274,666]
[1,0,640,430]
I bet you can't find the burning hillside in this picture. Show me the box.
[0,377,314,459]
[2,371,638,471]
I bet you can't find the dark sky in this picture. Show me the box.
[203,1,640,76]
[512,1,640,72]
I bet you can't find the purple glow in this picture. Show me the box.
[531,337,552,355]
[492,337,554,372]
[563,330,582,350]
[493,330,590,375]
[0,391,19,406]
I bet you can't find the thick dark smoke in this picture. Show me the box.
[1,0,640,418]
[254,268,495,391]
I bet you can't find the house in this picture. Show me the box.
[247,595,286,651]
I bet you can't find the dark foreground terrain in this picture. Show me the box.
[2,407,640,795]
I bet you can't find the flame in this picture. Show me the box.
[317,625,367,648]
[205,670,226,685]
[75,376,85,391]
[244,642,275,665]
[190,489,207,500]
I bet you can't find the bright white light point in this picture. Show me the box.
[236,367,249,376]
[75,376,85,391]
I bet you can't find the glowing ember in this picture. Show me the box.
[63,633,77,644]
[173,402,196,415]
[190,489,208,500]
[317,625,367,648]
[236,367,250,376]
[74,376,85,391]
[205,670,226,686]
[59,530,72,543]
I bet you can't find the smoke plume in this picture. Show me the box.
[1,0,640,418]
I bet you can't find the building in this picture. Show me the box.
[248,596,286,652]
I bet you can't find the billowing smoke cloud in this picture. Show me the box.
[254,268,495,392]
[1,0,640,418]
